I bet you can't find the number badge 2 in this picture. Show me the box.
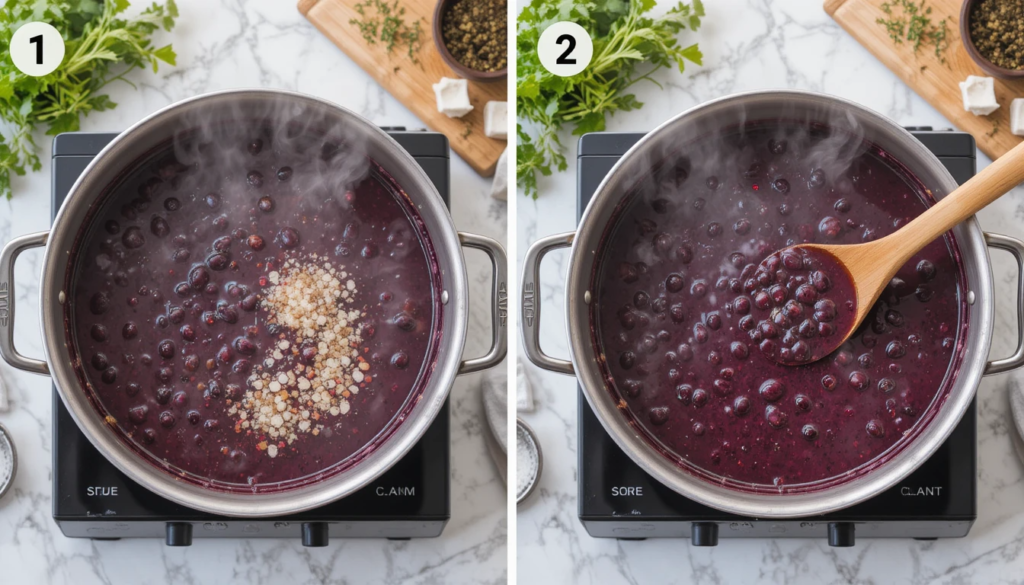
[538,22,593,77]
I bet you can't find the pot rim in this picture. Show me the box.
[39,88,470,517]
[564,89,994,518]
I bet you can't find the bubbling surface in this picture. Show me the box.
[68,127,441,491]
[592,121,966,490]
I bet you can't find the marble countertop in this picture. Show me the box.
[516,0,1024,582]
[0,1,507,583]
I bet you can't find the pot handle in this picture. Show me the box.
[0,231,50,376]
[985,232,1024,375]
[457,232,508,374]
[521,232,575,375]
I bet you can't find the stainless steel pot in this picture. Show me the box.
[521,90,1024,518]
[0,89,507,517]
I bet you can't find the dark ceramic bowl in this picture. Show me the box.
[432,0,507,83]
[960,0,1024,79]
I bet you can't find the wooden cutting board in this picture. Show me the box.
[298,0,506,176]
[826,0,1024,160]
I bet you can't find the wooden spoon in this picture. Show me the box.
[764,138,1024,366]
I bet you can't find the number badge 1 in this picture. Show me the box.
[9,22,66,77]
[537,22,593,78]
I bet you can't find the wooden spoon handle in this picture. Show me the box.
[888,138,1024,265]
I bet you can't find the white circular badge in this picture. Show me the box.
[9,22,65,77]
[537,21,593,77]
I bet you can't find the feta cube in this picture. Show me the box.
[1012,99,1024,136]
[959,75,999,116]
[432,77,473,118]
[483,101,508,139]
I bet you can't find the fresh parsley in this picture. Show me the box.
[516,0,704,198]
[0,0,178,200]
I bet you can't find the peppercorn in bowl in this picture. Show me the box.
[960,0,1024,79]
[433,0,508,82]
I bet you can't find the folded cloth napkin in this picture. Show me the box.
[516,360,535,412]
[0,368,8,412]
[482,365,508,484]
[1011,379,1024,464]
[490,149,508,201]
[482,366,507,453]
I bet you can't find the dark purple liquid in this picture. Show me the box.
[592,121,967,490]
[747,246,858,365]
[68,129,441,491]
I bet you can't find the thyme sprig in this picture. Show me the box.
[876,0,950,62]
[349,0,423,63]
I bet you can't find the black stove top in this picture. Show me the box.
[50,130,451,546]
[575,128,977,547]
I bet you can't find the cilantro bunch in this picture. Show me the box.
[516,0,704,198]
[0,0,178,200]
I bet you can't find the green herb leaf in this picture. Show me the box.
[152,44,177,67]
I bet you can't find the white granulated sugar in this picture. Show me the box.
[235,257,372,458]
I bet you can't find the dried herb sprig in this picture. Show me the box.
[876,0,950,62]
[349,0,423,62]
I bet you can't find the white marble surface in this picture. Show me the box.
[0,1,507,583]
[517,0,1024,582]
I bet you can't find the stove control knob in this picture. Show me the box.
[827,522,855,547]
[165,522,193,547]
[301,522,329,547]
[690,522,719,546]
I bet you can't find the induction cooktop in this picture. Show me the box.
[50,129,451,547]
[576,128,977,547]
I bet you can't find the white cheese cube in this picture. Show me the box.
[959,75,999,116]
[484,101,508,139]
[432,77,473,118]
[1012,99,1024,136]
